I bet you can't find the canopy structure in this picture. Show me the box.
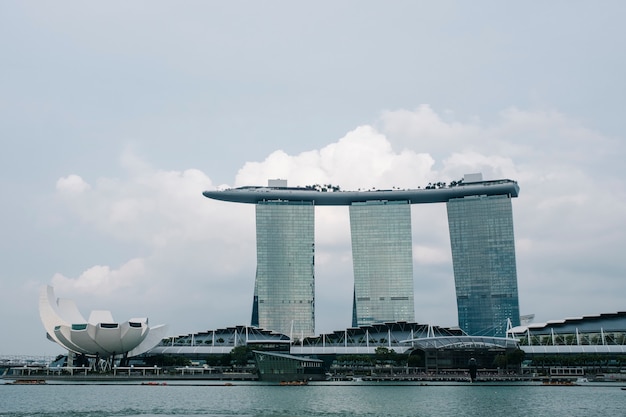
[402,335,519,350]
[39,285,167,358]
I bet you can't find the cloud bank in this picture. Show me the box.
[47,106,626,339]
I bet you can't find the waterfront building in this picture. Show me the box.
[150,325,292,357]
[447,178,520,336]
[350,200,414,326]
[144,314,626,373]
[508,311,626,355]
[203,175,520,336]
[148,322,521,373]
[253,350,326,382]
[252,200,315,337]
[39,285,167,363]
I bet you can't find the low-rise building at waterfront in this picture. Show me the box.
[508,312,626,355]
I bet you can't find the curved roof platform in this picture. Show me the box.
[39,285,167,358]
[149,321,521,357]
[402,335,519,350]
[203,179,519,206]
[149,325,291,356]
[508,311,626,335]
[508,312,626,355]
[290,321,519,355]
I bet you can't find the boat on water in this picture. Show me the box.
[542,367,586,386]
[542,379,577,386]
[9,379,47,385]
[279,380,308,386]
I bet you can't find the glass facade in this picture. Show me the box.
[447,194,520,337]
[254,351,326,381]
[254,201,315,337]
[349,200,415,326]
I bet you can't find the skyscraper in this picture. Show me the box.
[252,200,315,337]
[447,193,520,337]
[203,175,521,337]
[350,200,414,326]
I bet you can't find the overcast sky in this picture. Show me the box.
[2,1,625,357]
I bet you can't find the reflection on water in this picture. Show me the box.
[1,381,623,417]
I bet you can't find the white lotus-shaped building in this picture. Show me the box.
[39,285,167,358]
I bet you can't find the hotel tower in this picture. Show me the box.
[203,174,520,337]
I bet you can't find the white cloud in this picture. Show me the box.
[51,258,145,296]
[55,159,224,247]
[47,106,626,337]
[380,105,482,144]
[441,151,518,182]
[236,126,436,191]
[56,174,91,194]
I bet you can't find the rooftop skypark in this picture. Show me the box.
[202,178,519,206]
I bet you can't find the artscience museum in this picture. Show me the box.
[39,286,167,361]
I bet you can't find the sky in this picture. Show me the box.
[1,1,625,357]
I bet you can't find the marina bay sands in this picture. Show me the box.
[203,173,521,339]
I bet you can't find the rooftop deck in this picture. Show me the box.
[203,179,519,206]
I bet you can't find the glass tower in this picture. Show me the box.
[447,194,520,337]
[253,201,315,337]
[349,200,415,327]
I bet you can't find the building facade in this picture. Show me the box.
[349,200,414,326]
[204,175,521,337]
[252,201,315,337]
[447,194,520,337]
[508,312,626,355]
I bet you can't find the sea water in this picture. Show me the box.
[0,381,623,417]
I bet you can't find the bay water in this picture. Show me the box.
[1,380,624,417]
